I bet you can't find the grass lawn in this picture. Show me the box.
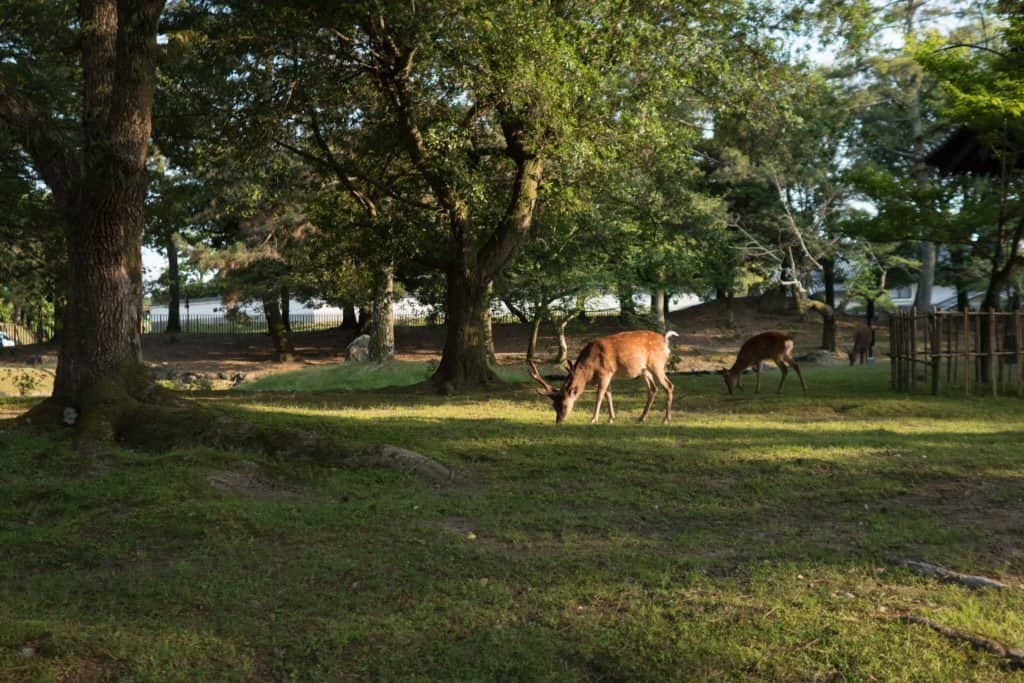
[1,362,1023,681]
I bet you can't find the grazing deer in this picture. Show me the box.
[722,331,807,395]
[848,323,873,366]
[529,330,677,424]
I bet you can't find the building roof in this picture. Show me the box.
[924,126,1024,176]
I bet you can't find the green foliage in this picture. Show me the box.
[2,364,1024,679]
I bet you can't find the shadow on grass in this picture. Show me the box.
[2,368,1023,681]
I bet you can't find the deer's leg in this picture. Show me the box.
[786,355,807,393]
[775,359,789,393]
[652,369,674,423]
[754,362,762,394]
[602,387,618,419]
[592,377,613,424]
[638,371,657,422]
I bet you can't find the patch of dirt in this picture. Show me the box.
[433,516,479,536]
[206,462,303,500]
[0,367,54,397]
[0,297,882,385]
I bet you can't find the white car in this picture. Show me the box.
[0,331,16,348]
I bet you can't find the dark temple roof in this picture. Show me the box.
[924,126,1023,176]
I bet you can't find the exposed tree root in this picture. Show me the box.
[898,615,1024,669]
[121,402,454,484]
[22,386,453,485]
[894,559,1012,590]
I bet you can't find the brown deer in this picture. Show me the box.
[722,331,807,395]
[848,323,873,366]
[529,330,677,424]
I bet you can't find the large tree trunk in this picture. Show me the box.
[908,30,936,313]
[914,242,936,311]
[165,233,181,333]
[32,0,166,437]
[432,267,497,388]
[53,195,148,405]
[339,302,357,330]
[263,294,295,362]
[368,263,395,362]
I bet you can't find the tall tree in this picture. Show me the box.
[915,4,1024,312]
[840,0,985,310]
[174,1,789,388]
[0,0,165,435]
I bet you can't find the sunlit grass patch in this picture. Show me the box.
[237,359,528,393]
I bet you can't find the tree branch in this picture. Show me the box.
[0,76,78,219]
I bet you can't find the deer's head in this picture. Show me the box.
[721,367,739,395]
[528,361,581,423]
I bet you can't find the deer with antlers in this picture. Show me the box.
[529,330,677,424]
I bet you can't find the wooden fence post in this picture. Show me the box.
[889,313,896,390]
[913,307,921,393]
[963,309,971,397]
[930,308,940,396]
[1016,309,1023,399]
[989,308,997,397]
[944,312,952,384]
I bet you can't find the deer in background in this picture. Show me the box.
[529,330,677,424]
[848,323,873,366]
[722,331,807,395]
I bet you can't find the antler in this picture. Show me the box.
[527,360,555,395]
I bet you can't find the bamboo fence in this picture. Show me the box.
[889,308,1024,397]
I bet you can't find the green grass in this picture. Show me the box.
[2,362,1024,681]
[237,360,525,393]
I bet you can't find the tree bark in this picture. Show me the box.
[526,306,546,360]
[433,266,497,388]
[280,285,292,333]
[914,241,936,310]
[482,282,497,364]
[368,262,395,362]
[263,294,295,362]
[618,284,636,324]
[822,257,837,351]
[41,0,166,430]
[652,288,666,331]
[165,232,181,333]
[340,302,358,330]
[556,315,572,366]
